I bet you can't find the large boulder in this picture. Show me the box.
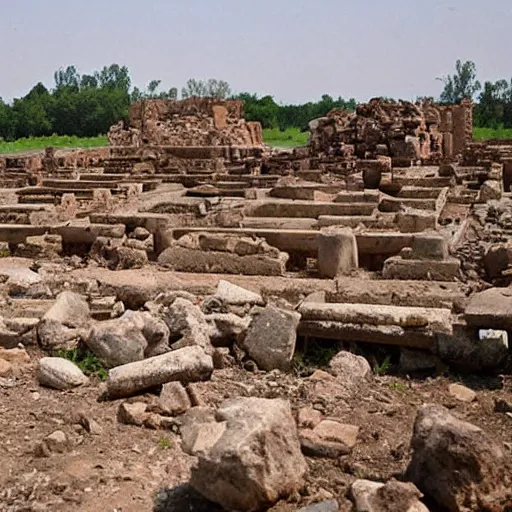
[37,292,91,350]
[406,404,512,512]
[241,305,301,371]
[328,350,372,387]
[86,311,171,368]
[86,318,146,368]
[187,397,307,512]
[37,357,89,390]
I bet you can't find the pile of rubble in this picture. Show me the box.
[308,98,473,166]
[1,271,511,511]
[108,98,264,148]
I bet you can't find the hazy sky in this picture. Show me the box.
[1,0,511,104]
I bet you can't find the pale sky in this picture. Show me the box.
[1,0,511,104]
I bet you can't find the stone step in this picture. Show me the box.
[245,200,376,218]
[270,184,345,200]
[0,224,49,244]
[87,213,170,233]
[42,179,121,190]
[393,176,454,188]
[79,173,130,181]
[329,277,466,311]
[297,302,453,350]
[317,214,395,229]
[0,204,50,213]
[18,196,57,205]
[396,186,444,199]
[167,227,441,259]
[238,217,318,230]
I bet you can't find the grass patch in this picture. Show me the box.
[293,339,340,375]
[56,347,108,381]
[0,134,108,154]
[473,126,512,140]
[158,436,173,450]
[373,355,392,376]
[263,127,308,148]
[388,381,408,392]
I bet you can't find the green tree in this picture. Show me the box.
[182,78,231,99]
[438,60,481,104]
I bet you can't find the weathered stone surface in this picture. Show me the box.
[297,407,323,429]
[484,242,512,279]
[37,357,89,390]
[298,500,339,512]
[0,347,30,365]
[117,402,149,426]
[301,420,359,459]
[106,346,213,399]
[465,288,512,330]
[41,430,69,455]
[215,280,264,306]
[242,305,301,371]
[351,480,429,512]
[407,404,512,512]
[120,310,170,357]
[299,302,452,335]
[0,358,12,377]
[318,228,359,278]
[37,291,91,350]
[158,382,191,416]
[158,244,288,276]
[448,383,476,403]
[86,318,148,368]
[188,397,307,512]
[206,313,251,346]
[328,351,372,386]
[479,179,502,202]
[383,256,461,281]
[161,298,212,353]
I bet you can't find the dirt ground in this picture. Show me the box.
[1,346,511,512]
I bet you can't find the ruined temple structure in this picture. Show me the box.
[108,98,264,148]
[308,98,473,166]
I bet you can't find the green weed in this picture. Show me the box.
[56,347,108,381]
[373,355,392,376]
[293,340,339,375]
[388,381,408,392]
[158,436,173,450]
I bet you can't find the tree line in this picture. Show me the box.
[0,64,357,141]
[438,60,512,129]
[1,60,510,142]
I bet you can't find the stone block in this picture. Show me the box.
[318,228,358,278]
[382,256,460,281]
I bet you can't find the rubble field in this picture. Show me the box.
[0,97,511,512]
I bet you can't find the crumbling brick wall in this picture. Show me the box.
[308,98,473,164]
[108,98,263,147]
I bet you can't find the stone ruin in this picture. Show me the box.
[0,95,511,512]
[308,98,473,166]
[108,97,263,147]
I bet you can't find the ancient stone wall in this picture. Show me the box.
[108,98,263,148]
[308,98,473,164]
